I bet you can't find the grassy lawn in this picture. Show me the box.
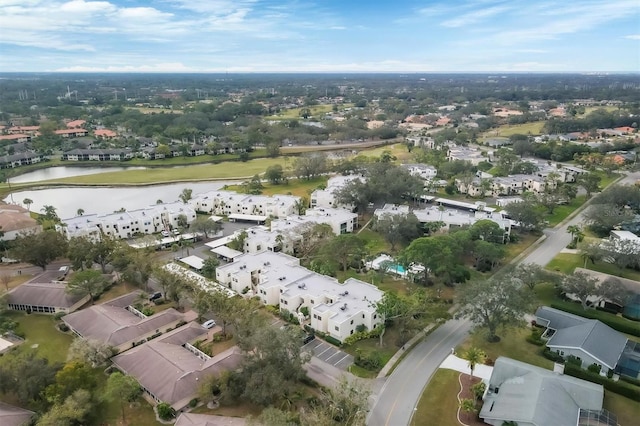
[226,176,328,199]
[357,228,392,254]
[357,143,412,162]
[264,103,353,121]
[546,195,587,226]
[603,391,640,426]
[411,369,460,426]
[192,400,263,418]
[336,269,417,295]
[458,328,553,370]
[3,312,73,365]
[0,273,34,295]
[504,232,542,263]
[98,281,140,303]
[483,121,545,138]
[39,157,287,185]
[546,252,640,281]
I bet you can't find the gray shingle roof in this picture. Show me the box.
[480,357,604,426]
[536,307,629,370]
[112,323,242,409]
[7,282,84,309]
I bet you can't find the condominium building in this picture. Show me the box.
[188,190,300,218]
[216,251,384,342]
[310,174,363,209]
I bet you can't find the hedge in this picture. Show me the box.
[563,363,640,401]
[324,335,342,347]
[550,302,640,337]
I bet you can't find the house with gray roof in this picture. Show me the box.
[7,279,90,315]
[112,322,242,412]
[480,357,615,426]
[535,306,638,378]
[63,291,194,353]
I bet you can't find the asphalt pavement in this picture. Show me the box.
[368,170,640,426]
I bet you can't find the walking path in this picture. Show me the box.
[439,354,493,381]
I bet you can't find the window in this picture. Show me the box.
[334,326,339,331]
[350,330,354,335]
[350,320,353,325]
[373,314,377,319]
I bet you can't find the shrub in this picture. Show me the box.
[526,329,544,346]
[566,355,582,367]
[354,349,382,371]
[153,298,165,306]
[265,305,279,315]
[324,335,342,347]
[189,398,198,408]
[587,363,602,375]
[356,324,367,333]
[549,302,640,337]
[564,363,640,400]
[300,306,309,317]
[241,286,249,294]
[141,307,155,316]
[542,348,565,363]
[57,322,69,332]
[471,382,486,400]
[156,402,175,420]
[53,312,66,320]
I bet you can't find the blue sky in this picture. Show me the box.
[0,0,638,72]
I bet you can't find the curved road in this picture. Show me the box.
[368,171,640,426]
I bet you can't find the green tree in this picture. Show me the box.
[0,352,59,407]
[402,236,457,285]
[264,164,286,184]
[577,173,601,198]
[67,236,94,271]
[306,377,371,426]
[567,225,585,247]
[38,389,94,426]
[228,230,248,252]
[45,361,97,405]
[66,269,107,304]
[463,347,486,380]
[189,216,222,238]
[560,270,601,310]
[471,240,506,271]
[40,205,60,223]
[511,263,557,290]
[505,199,546,231]
[321,234,367,272]
[372,213,423,251]
[179,188,193,204]
[469,219,506,244]
[156,402,175,420]
[10,230,69,270]
[23,198,33,211]
[104,372,142,423]
[201,257,220,279]
[456,277,533,342]
[67,338,115,368]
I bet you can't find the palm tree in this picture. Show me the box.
[23,198,33,212]
[77,208,85,216]
[463,347,486,381]
[566,225,584,247]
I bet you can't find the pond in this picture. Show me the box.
[4,181,239,219]
[8,166,148,183]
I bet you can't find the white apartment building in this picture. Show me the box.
[375,203,512,237]
[402,164,437,180]
[188,190,300,218]
[310,175,363,209]
[216,251,384,342]
[231,207,359,255]
[446,146,487,165]
[60,202,197,240]
[456,174,549,197]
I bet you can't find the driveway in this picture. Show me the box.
[302,339,354,371]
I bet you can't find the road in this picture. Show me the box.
[368,170,640,426]
[367,319,472,426]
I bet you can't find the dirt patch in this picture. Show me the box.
[457,373,489,426]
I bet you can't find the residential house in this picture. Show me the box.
[480,357,614,426]
[0,134,31,144]
[189,190,300,219]
[189,144,206,156]
[94,129,117,139]
[7,126,40,135]
[0,204,42,241]
[59,202,197,240]
[535,306,640,379]
[446,146,486,165]
[54,129,88,138]
[7,273,90,314]
[0,401,35,426]
[216,251,384,342]
[0,152,46,169]
[63,291,194,353]
[61,148,133,161]
[401,164,437,180]
[310,174,363,209]
[66,119,86,128]
[112,323,242,412]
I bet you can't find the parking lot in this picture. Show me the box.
[302,339,353,371]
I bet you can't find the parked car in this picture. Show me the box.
[202,319,216,329]
[173,229,180,235]
[161,230,170,237]
[149,292,162,301]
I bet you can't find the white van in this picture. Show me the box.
[202,319,216,329]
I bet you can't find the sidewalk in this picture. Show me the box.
[439,354,493,381]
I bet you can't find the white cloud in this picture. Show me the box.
[53,62,195,72]
[441,5,511,28]
[624,34,640,40]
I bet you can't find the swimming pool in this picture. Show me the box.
[388,263,406,274]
